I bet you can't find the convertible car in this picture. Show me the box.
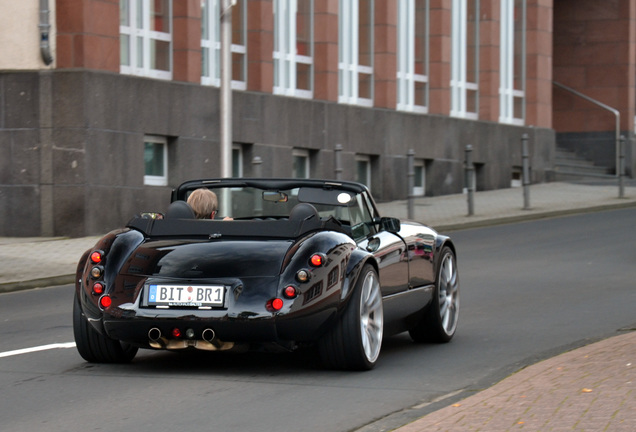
[73,178,459,370]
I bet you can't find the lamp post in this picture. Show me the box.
[220,0,234,178]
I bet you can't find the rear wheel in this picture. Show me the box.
[409,246,459,343]
[319,264,383,370]
[73,293,138,363]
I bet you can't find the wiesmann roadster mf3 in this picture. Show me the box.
[73,178,459,370]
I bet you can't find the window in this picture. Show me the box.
[397,0,429,113]
[274,0,314,97]
[144,136,168,186]
[201,0,247,89]
[293,149,310,178]
[500,0,526,125]
[339,0,374,106]
[450,0,479,119]
[355,154,371,189]
[120,0,172,79]
[413,159,425,196]
[232,144,243,177]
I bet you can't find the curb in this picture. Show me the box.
[431,199,636,232]
[0,275,77,294]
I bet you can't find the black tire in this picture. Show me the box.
[73,293,138,363]
[409,246,459,343]
[318,264,384,370]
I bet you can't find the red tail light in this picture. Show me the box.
[93,282,104,295]
[266,298,284,312]
[309,253,325,267]
[90,251,103,264]
[172,328,182,338]
[99,295,112,309]
[283,286,298,299]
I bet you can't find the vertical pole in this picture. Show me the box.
[465,145,474,216]
[220,0,233,178]
[407,149,415,220]
[619,135,625,198]
[522,133,531,209]
[252,156,263,215]
[252,156,262,178]
[334,144,343,180]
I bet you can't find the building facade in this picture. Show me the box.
[0,0,633,237]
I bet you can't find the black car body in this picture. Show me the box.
[74,178,459,370]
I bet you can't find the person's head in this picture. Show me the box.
[187,188,218,219]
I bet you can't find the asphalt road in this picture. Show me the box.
[1,208,635,432]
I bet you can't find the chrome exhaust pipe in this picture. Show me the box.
[202,328,216,342]
[148,327,162,342]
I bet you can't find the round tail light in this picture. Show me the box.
[90,251,104,264]
[93,282,105,295]
[309,253,326,267]
[283,286,298,299]
[266,298,284,312]
[99,295,112,309]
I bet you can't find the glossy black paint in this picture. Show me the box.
[75,178,456,354]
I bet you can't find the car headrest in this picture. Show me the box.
[289,203,319,222]
[165,200,196,219]
[289,203,321,235]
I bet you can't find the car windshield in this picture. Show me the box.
[187,185,376,238]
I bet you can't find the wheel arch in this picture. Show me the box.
[435,235,457,267]
[342,249,378,302]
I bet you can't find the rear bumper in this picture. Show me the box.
[100,298,340,348]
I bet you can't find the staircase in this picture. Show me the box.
[552,147,614,181]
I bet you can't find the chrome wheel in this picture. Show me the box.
[359,270,384,364]
[318,264,384,370]
[409,246,460,343]
[438,251,459,337]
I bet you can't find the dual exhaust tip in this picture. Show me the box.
[148,327,216,342]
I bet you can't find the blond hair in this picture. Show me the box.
[187,188,218,219]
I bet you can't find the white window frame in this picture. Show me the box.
[274,0,314,98]
[499,0,526,125]
[413,159,426,196]
[450,0,479,119]
[293,148,311,178]
[339,0,374,107]
[144,135,168,186]
[397,0,429,113]
[355,154,371,189]
[201,0,247,90]
[120,0,173,80]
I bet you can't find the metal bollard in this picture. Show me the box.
[252,156,263,215]
[465,145,475,216]
[407,149,415,220]
[252,156,262,178]
[619,135,626,198]
[522,134,531,209]
[334,144,343,180]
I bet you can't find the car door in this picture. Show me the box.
[350,193,409,297]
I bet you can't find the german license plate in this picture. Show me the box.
[147,284,224,308]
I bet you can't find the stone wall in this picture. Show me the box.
[0,70,555,237]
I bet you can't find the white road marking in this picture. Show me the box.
[0,342,76,359]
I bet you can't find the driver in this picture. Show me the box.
[187,188,232,220]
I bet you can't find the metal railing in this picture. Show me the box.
[553,81,620,177]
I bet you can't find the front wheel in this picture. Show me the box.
[409,246,459,343]
[319,264,384,370]
[73,293,138,363]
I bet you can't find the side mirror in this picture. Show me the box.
[380,217,401,233]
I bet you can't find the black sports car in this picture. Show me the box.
[73,178,459,370]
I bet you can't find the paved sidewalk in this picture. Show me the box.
[1,180,635,432]
[393,330,636,432]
